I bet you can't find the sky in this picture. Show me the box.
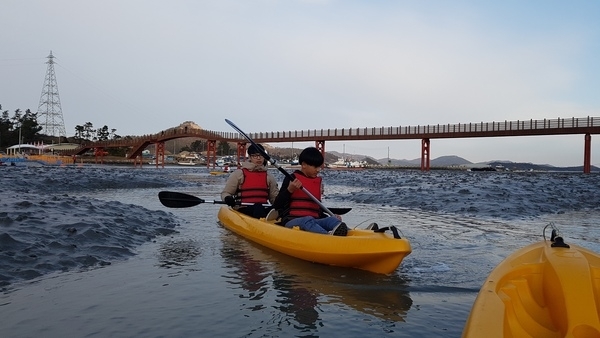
[1,0,599,166]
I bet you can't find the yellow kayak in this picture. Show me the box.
[462,226,600,338]
[217,206,412,274]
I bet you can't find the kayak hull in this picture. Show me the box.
[217,206,411,274]
[462,240,600,338]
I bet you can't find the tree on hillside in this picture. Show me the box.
[74,125,85,143]
[83,122,95,141]
[190,140,205,152]
[0,106,43,146]
[96,125,110,141]
[74,123,121,143]
[0,108,10,148]
[19,109,42,143]
[110,128,121,140]
[217,141,231,156]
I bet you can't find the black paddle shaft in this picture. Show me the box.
[158,191,351,214]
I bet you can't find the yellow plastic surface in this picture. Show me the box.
[217,206,412,274]
[462,240,600,338]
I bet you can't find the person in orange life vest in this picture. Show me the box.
[221,144,279,218]
[272,147,348,236]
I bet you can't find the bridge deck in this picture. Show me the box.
[61,116,599,172]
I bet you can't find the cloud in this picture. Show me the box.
[1,0,599,166]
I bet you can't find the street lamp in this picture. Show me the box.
[18,124,22,154]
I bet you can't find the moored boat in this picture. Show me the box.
[217,206,412,274]
[328,157,367,170]
[462,225,600,337]
[177,160,197,166]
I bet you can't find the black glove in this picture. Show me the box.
[224,196,236,207]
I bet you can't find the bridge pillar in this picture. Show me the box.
[315,140,325,168]
[94,147,105,164]
[206,140,217,168]
[236,142,247,168]
[134,155,143,168]
[155,142,165,168]
[421,138,430,172]
[584,133,591,174]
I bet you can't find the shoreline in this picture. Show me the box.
[2,155,593,172]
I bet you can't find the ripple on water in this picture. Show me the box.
[0,167,599,337]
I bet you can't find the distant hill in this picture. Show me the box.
[486,161,599,172]
[268,146,598,171]
[366,155,469,167]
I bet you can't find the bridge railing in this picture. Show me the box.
[71,116,599,153]
[248,116,599,140]
[76,128,243,148]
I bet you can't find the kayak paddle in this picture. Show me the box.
[158,191,351,214]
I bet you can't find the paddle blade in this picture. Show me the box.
[329,207,352,215]
[158,191,204,208]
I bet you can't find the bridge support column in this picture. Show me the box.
[155,142,165,168]
[134,155,143,168]
[584,133,591,174]
[236,142,247,168]
[315,140,325,167]
[421,138,430,172]
[206,140,217,168]
[94,147,105,164]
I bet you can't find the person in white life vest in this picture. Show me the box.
[221,144,279,218]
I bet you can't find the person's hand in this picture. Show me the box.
[335,215,342,221]
[287,179,302,193]
[224,195,236,207]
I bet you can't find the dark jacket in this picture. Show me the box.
[272,171,327,225]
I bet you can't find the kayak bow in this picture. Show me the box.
[462,224,600,337]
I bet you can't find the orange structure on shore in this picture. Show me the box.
[61,116,600,173]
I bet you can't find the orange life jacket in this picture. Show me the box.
[238,169,269,204]
[289,172,322,218]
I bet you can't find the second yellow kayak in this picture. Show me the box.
[462,227,600,337]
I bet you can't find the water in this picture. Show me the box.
[1,165,599,337]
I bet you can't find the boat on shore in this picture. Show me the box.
[468,166,497,172]
[462,224,600,337]
[328,157,367,170]
[177,160,197,166]
[217,206,412,274]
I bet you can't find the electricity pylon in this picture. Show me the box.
[37,50,67,138]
